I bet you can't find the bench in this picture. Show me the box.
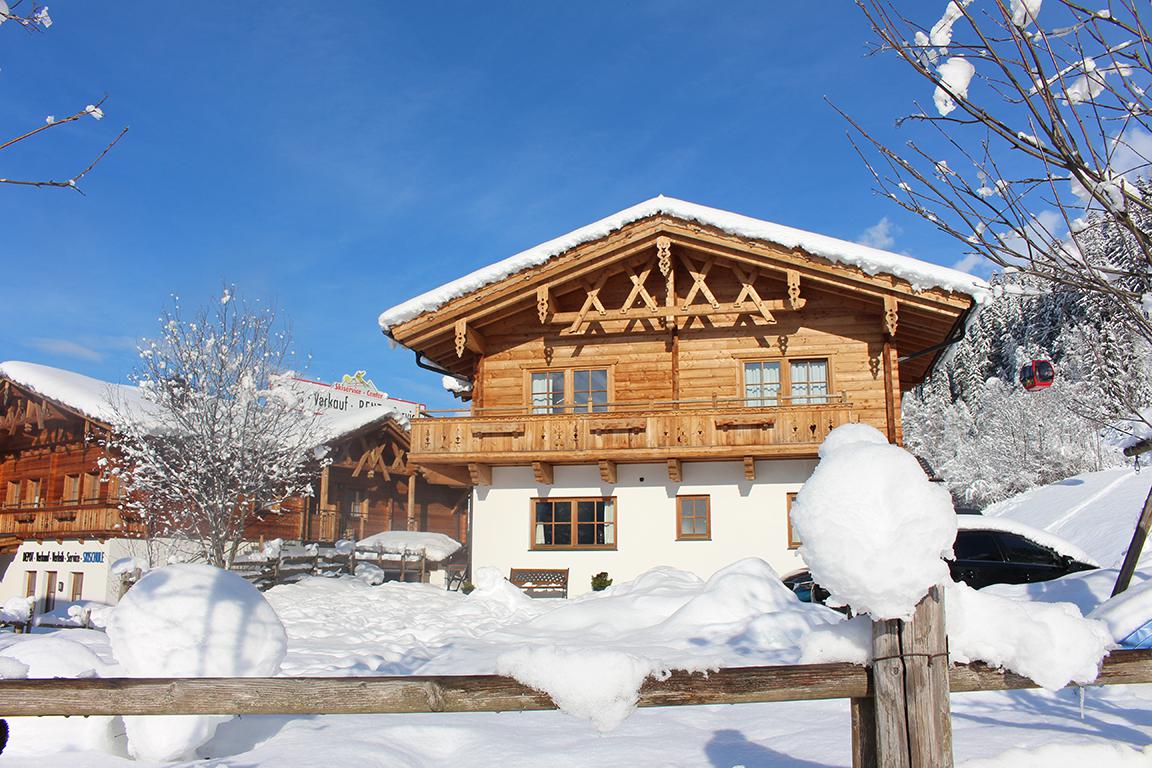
[508,568,569,598]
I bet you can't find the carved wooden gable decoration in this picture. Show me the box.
[387,213,975,388]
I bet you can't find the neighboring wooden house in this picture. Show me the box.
[0,361,467,612]
[379,197,986,595]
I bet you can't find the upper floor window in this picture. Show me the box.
[530,368,609,414]
[25,479,42,508]
[790,359,829,405]
[4,481,19,509]
[63,474,81,505]
[744,358,830,407]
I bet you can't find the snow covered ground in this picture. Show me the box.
[2,463,1152,766]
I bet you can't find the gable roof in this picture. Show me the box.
[378,195,990,334]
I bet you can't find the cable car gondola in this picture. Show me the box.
[1019,360,1055,391]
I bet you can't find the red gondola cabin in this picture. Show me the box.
[1019,360,1055,390]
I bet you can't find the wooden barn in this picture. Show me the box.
[0,361,468,615]
[380,196,986,596]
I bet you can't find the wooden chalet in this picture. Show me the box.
[0,362,468,611]
[380,197,986,595]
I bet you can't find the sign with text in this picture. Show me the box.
[280,372,423,419]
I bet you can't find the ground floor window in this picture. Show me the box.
[24,570,36,598]
[70,572,84,602]
[43,570,57,613]
[532,497,616,549]
[676,495,711,540]
[786,492,802,549]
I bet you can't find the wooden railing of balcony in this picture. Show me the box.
[0,501,140,538]
[410,395,860,465]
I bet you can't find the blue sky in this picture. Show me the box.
[0,1,968,410]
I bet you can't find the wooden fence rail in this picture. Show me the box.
[1,649,1149,718]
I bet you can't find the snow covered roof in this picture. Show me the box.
[956,514,1099,567]
[378,196,991,333]
[312,405,409,446]
[0,360,153,427]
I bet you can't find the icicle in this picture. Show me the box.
[1078,685,1086,720]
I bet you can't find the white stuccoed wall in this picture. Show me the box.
[472,459,816,596]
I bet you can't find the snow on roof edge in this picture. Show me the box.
[0,360,147,426]
[378,195,991,334]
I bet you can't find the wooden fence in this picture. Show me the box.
[230,545,433,590]
[1,649,1149,768]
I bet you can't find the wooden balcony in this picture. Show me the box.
[410,396,860,470]
[0,501,141,539]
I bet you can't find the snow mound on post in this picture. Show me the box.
[108,564,287,762]
[791,426,956,619]
[816,421,888,459]
[945,581,1110,689]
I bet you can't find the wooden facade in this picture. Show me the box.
[386,214,976,478]
[0,380,140,545]
[0,373,469,553]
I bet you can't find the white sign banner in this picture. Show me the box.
[281,372,424,419]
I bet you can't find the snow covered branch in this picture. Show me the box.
[849,0,1152,341]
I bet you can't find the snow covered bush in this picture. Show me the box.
[790,424,956,619]
[108,563,287,761]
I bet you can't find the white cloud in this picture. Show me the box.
[27,338,104,362]
[952,251,989,274]
[856,217,900,250]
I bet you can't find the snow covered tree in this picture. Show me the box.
[1,2,127,191]
[107,289,321,568]
[848,0,1152,341]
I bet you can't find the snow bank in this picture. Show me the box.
[1090,579,1152,646]
[0,634,118,755]
[357,531,462,562]
[0,595,33,623]
[108,564,287,761]
[960,742,1152,768]
[497,646,665,732]
[791,426,956,619]
[945,580,1111,689]
[378,196,989,332]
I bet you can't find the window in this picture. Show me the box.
[25,479,42,508]
[676,496,710,540]
[70,572,84,602]
[24,571,36,598]
[953,531,1003,562]
[43,571,57,613]
[532,497,616,549]
[997,533,1060,566]
[63,474,81,505]
[82,473,100,502]
[529,368,609,414]
[786,492,802,549]
[790,359,829,405]
[4,481,19,509]
[744,359,830,407]
[744,362,781,407]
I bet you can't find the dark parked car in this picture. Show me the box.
[783,518,1097,603]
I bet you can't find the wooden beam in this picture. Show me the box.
[416,464,472,488]
[549,300,799,326]
[666,458,682,483]
[536,285,555,324]
[681,254,720,310]
[406,473,418,531]
[598,460,617,485]
[743,456,756,481]
[787,269,806,310]
[732,266,776,324]
[1113,485,1152,597]
[532,461,554,485]
[467,463,492,486]
[882,342,897,445]
[884,295,899,338]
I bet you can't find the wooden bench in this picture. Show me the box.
[508,568,569,598]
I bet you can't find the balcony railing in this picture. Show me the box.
[410,395,860,466]
[0,502,140,538]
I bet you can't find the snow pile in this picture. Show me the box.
[983,467,1152,569]
[111,555,149,575]
[1090,579,1152,646]
[960,742,1152,768]
[442,374,473,394]
[0,632,118,755]
[378,196,989,333]
[470,565,535,612]
[791,424,956,619]
[354,563,387,585]
[497,646,665,732]
[816,421,888,459]
[0,595,33,623]
[108,564,287,761]
[357,531,462,562]
[944,580,1111,689]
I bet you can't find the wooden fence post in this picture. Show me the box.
[1113,485,1152,597]
[870,586,952,768]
